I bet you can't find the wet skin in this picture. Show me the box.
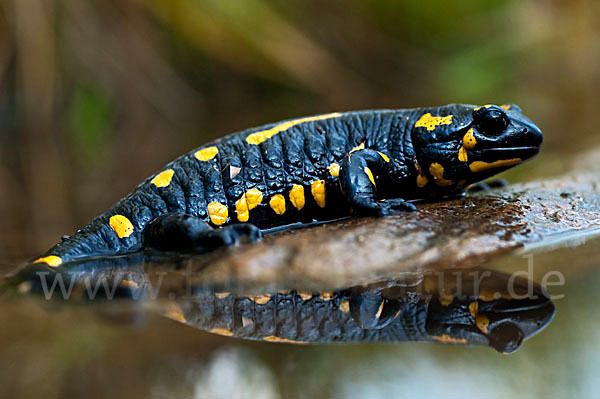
[31,104,543,266]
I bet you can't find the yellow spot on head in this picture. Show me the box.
[469,302,479,317]
[377,151,390,162]
[215,292,231,298]
[476,314,490,334]
[463,128,477,150]
[263,336,307,344]
[475,104,493,111]
[328,163,340,177]
[34,255,63,267]
[428,163,455,187]
[289,185,305,210]
[109,215,134,238]
[340,299,350,313]
[417,174,429,188]
[249,294,271,304]
[319,291,333,301]
[210,328,233,336]
[245,189,263,210]
[469,158,522,173]
[432,334,468,345]
[458,146,468,162]
[207,202,228,225]
[375,300,384,319]
[364,167,376,187]
[500,104,511,111]
[269,194,286,215]
[235,195,249,222]
[278,290,291,295]
[297,291,312,301]
[414,113,453,131]
[246,113,342,145]
[350,142,365,153]
[311,180,326,208]
[151,169,175,188]
[439,295,454,307]
[194,146,219,162]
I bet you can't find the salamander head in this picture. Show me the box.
[411,104,543,194]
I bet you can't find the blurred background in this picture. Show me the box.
[1,0,599,263]
[1,1,600,398]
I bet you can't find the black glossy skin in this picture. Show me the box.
[171,272,554,353]
[35,104,543,264]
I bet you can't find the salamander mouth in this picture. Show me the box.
[480,146,540,159]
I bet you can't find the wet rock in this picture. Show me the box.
[193,171,600,289]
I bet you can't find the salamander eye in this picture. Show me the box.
[473,107,509,136]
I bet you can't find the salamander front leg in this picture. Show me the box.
[143,213,262,253]
[339,149,417,216]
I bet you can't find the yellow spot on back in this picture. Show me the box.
[245,189,263,210]
[109,215,134,238]
[235,195,249,222]
[269,194,286,215]
[375,300,384,319]
[463,128,476,149]
[350,142,365,153]
[34,255,63,267]
[329,163,340,177]
[249,294,271,304]
[364,167,376,187]
[215,292,231,298]
[377,151,390,162]
[432,334,468,345]
[469,302,479,318]
[470,158,522,173]
[417,176,428,187]
[210,328,233,336]
[311,180,326,208]
[476,314,490,334]
[246,113,342,145]
[428,163,455,187]
[151,169,175,188]
[263,336,307,344]
[340,299,350,313]
[414,113,453,131]
[194,146,219,161]
[298,291,312,301]
[500,104,511,111]
[289,185,305,210]
[164,303,187,324]
[458,146,468,162]
[120,280,139,290]
[235,189,264,222]
[439,295,454,306]
[207,202,228,225]
[319,291,333,301]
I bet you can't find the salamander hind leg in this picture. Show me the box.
[142,213,262,253]
[339,149,417,216]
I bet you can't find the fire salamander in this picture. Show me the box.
[32,104,543,267]
[160,270,552,354]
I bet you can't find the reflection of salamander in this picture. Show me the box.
[33,104,543,266]
[164,271,554,354]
